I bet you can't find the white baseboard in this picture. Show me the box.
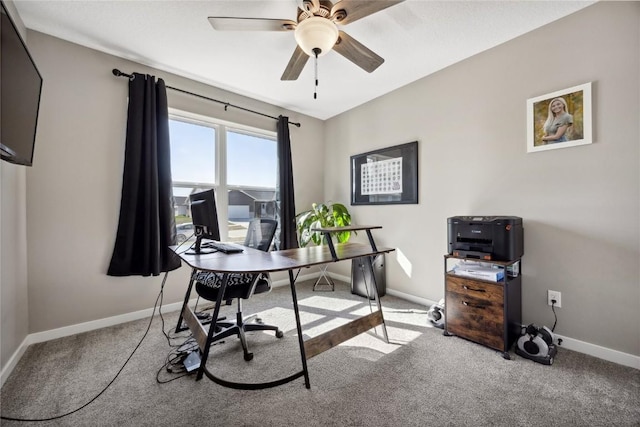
[2,274,638,387]
[0,298,192,388]
[1,336,29,387]
[330,272,438,307]
[553,334,640,369]
[271,271,319,288]
[26,300,189,345]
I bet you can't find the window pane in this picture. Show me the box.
[227,189,276,244]
[227,131,277,243]
[227,131,276,187]
[169,120,216,184]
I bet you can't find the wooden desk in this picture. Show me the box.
[172,228,394,390]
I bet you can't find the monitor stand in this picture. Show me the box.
[185,236,217,255]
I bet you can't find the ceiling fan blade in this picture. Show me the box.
[330,0,404,25]
[333,31,384,73]
[208,17,296,31]
[281,46,310,81]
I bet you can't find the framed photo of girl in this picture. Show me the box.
[526,82,592,153]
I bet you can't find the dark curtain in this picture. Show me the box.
[275,116,299,250]
[107,73,181,277]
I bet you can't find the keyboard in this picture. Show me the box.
[202,241,245,254]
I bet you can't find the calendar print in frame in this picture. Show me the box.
[350,141,418,205]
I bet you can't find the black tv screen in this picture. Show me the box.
[0,1,42,166]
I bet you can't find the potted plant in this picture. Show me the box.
[295,202,353,247]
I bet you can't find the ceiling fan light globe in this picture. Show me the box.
[294,17,338,57]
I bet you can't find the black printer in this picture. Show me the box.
[448,216,523,261]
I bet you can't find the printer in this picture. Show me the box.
[448,216,523,261]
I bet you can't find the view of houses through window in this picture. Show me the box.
[169,113,277,245]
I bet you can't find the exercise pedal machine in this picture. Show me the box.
[515,324,557,365]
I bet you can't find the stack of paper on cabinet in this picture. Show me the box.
[451,261,504,282]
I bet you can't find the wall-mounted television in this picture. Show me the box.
[0,0,43,167]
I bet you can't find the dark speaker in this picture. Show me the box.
[351,254,385,299]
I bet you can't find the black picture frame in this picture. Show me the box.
[350,141,418,205]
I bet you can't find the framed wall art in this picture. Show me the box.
[527,82,592,153]
[350,141,418,205]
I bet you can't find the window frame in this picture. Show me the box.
[168,108,277,241]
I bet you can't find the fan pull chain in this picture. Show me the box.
[313,48,320,99]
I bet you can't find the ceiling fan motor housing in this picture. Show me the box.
[294,17,339,57]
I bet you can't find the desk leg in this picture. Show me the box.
[175,269,198,333]
[289,269,311,389]
[196,273,229,381]
[365,229,378,252]
[361,256,389,343]
[323,232,338,261]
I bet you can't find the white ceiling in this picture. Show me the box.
[13,0,593,120]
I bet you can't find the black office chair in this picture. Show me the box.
[194,218,283,361]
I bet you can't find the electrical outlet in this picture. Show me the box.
[547,290,562,308]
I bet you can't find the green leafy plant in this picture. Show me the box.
[296,202,353,247]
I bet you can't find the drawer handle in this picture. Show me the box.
[462,301,486,309]
[463,285,486,293]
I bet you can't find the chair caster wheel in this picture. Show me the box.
[276,330,284,339]
[244,352,254,361]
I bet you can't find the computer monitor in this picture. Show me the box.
[189,189,220,254]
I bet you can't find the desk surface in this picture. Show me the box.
[172,242,394,273]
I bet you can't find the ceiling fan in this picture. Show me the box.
[208,0,405,82]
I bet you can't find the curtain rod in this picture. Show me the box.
[112,69,301,128]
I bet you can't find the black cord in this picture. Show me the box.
[155,335,204,384]
[155,359,193,384]
[1,272,171,422]
[550,301,563,345]
[175,231,196,254]
[551,301,558,332]
[157,280,192,348]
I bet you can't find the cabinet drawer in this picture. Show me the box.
[446,274,504,304]
[445,276,505,351]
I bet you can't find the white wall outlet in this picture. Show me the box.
[547,290,562,308]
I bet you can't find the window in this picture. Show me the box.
[169,112,277,244]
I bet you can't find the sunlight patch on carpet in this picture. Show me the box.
[337,325,423,359]
[253,306,325,334]
[302,316,352,337]
[297,295,362,311]
[349,305,429,328]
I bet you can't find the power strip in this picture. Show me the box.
[183,351,201,372]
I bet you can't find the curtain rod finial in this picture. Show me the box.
[112,69,134,80]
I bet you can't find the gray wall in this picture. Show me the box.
[324,2,639,356]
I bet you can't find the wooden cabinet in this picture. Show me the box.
[444,255,522,359]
